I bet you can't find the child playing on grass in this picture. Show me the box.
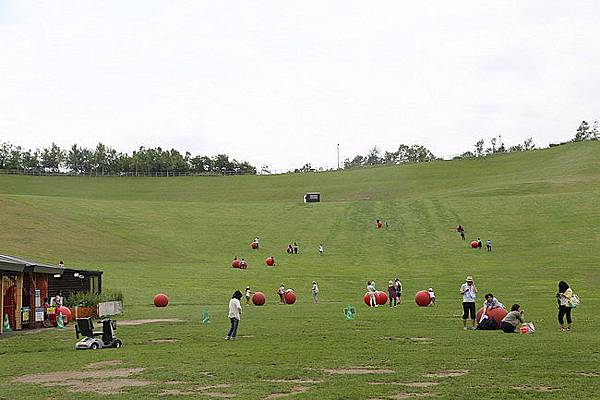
[367,281,377,307]
[394,278,402,304]
[311,281,319,303]
[479,293,504,322]
[388,281,397,307]
[244,286,252,305]
[486,239,492,251]
[427,288,436,306]
[277,284,285,304]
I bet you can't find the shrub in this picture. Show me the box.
[64,290,123,307]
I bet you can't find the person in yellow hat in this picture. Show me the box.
[460,276,478,330]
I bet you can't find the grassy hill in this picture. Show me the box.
[0,141,599,399]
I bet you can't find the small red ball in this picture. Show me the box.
[252,292,266,306]
[284,291,296,304]
[153,293,169,307]
[471,241,478,248]
[231,260,241,268]
[415,290,431,307]
[265,257,274,266]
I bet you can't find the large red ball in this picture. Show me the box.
[471,241,478,248]
[58,306,72,324]
[375,291,388,305]
[231,260,241,268]
[415,290,431,307]
[265,257,274,266]
[153,293,169,307]
[252,292,266,306]
[251,242,258,249]
[363,292,373,306]
[476,307,508,329]
[284,291,296,304]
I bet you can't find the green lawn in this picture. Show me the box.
[1,142,599,399]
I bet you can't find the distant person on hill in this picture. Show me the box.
[460,276,477,330]
[486,239,492,251]
[225,290,243,340]
[477,238,483,249]
[240,258,247,269]
[456,225,465,240]
[244,286,252,305]
[500,304,525,333]
[58,260,65,268]
[319,244,324,256]
[394,278,402,304]
[367,281,377,307]
[253,237,260,249]
[293,242,299,254]
[287,244,293,254]
[557,281,574,331]
[311,281,319,303]
[427,288,436,306]
[388,281,397,307]
[277,284,286,304]
[479,294,504,323]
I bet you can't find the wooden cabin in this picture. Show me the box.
[1,254,103,335]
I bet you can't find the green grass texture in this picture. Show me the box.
[0,141,599,399]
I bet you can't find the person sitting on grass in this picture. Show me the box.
[479,293,504,322]
[367,281,377,307]
[427,288,436,306]
[277,284,285,304]
[500,304,525,333]
[239,258,247,269]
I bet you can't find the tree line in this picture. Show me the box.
[0,142,256,175]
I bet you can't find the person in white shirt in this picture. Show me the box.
[225,291,243,340]
[244,286,252,305]
[311,281,319,303]
[394,278,402,304]
[427,288,436,306]
[319,244,324,256]
[52,292,63,307]
[460,276,477,330]
[367,281,377,307]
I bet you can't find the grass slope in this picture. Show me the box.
[0,142,599,399]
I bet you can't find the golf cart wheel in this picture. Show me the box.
[91,342,99,350]
[114,340,122,348]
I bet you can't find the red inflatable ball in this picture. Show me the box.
[265,257,274,266]
[231,260,241,268]
[363,292,373,306]
[284,291,297,304]
[415,290,431,307]
[471,241,478,248]
[476,307,508,329]
[252,291,266,306]
[375,291,388,305]
[251,242,258,249]
[153,293,169,307]
[58,306,72,323]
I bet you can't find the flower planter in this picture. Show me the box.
[71,306,97,319]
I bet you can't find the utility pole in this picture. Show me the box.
[337,143,340,169]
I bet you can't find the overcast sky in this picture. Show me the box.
[1,1,599,170]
